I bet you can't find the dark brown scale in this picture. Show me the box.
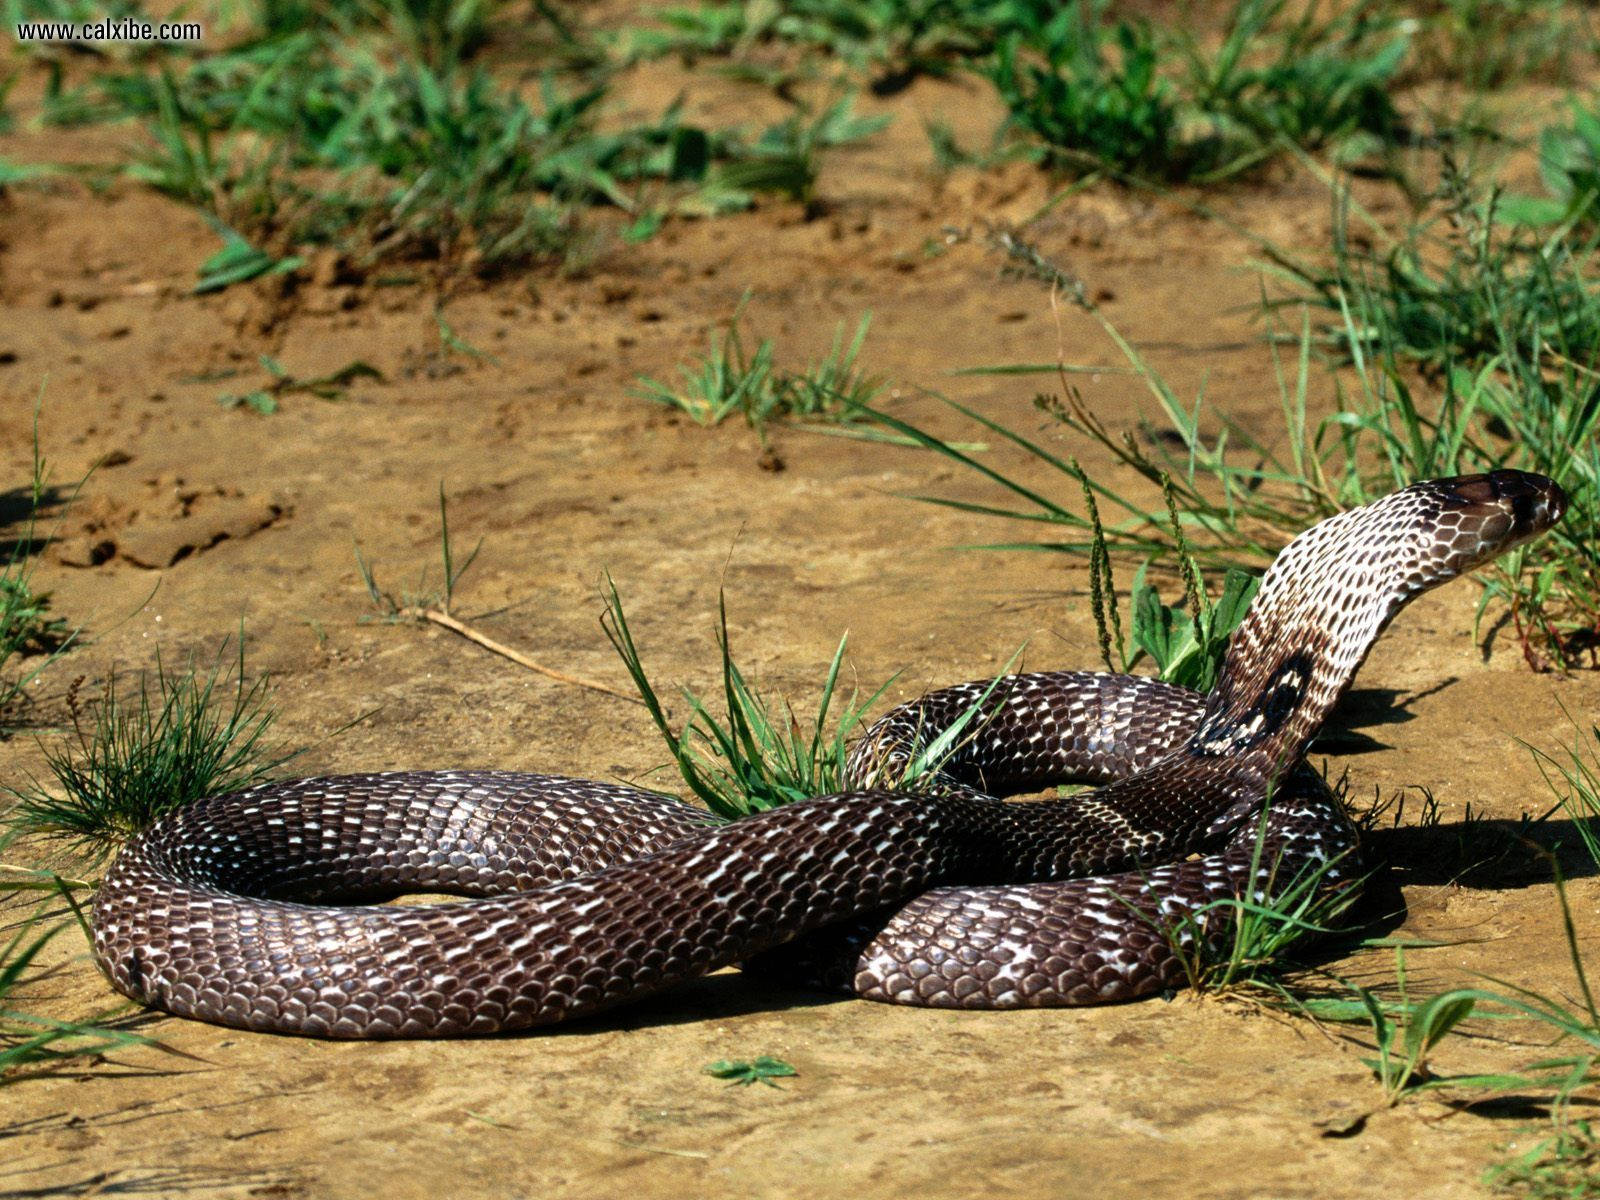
[90,473,1567,1037]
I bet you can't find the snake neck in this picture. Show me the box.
[1183,492,1447,781]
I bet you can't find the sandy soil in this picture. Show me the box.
[4,18,1600,1200]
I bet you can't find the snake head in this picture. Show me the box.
[1412,469,1567,585]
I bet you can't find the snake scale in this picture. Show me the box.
[89,471,1565,1038]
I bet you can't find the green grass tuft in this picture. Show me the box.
[0,829,155,1084]
[602,579,893,818]
[989,2,1179,179]
[355,485,483,620]
[2,405,78,728]
[620,0,1031,89]
[44,21,890,275]
[1147,790,1363,1001]
[3,640,300,864]
[1488,1121,1600,1198]
[633,295,884,442]
[989,0,1410,181]
[0,870,152,1084]
[1266,172,1600,667]
[1410,0,1582,90]
[602,578,1016,818]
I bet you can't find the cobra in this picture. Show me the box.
[89,470,1565,1038]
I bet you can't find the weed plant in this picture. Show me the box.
[253,0,507,69]
[1269,180,1600,374]
[602,580,892,818]
[1387,875,1600,1109]
[3,641,299,864]
[1077,468,1260,691]
[217,354,381,414]
[0,565,68,725]
[990,0,1410,181]
[1294,867,1600,1120]
[1298,944,1501,1105]
[1503,99,1600,230]
[989,4,1180,178]
[700,94,891,211]
[113,54,613,270]
[620,0,1041,89]
[1487,1121,1600,1197]
[46,20,888,273]
[0,839,149,1084]
[1528,717,1600,868]
[355,485,483,619]
[704,1055,797,1087]
[1179,0,1407,158]
[2,411,76,726]
[602,579,1012,818]
[634,296,883,441]
[1407,0,1582,90]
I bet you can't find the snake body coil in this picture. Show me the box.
[90,472,1564,1037]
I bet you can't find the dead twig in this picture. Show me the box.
[403,607,641,705]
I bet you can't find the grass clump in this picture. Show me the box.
[1267,176,1600,667]
[1294,738,1600,1118]
[1178,0,1407,161]
[620,0,1031,91]
[1408,0,1583,90]
[1077,466,1260,692]
[46,16,888,276]
[1272,180,1600,374]
[0,560,69,727]
[1295,944,1506,1106]
[0,818,156,1083]
[1400,876,1600,1109]
[602,580,892,818]
[627,0,1409,176]
[634,296,884,442]
[1488,1122,1600,1198]
[989,0,1410,181]
[217,354,382,414]
[1502,99,1600,231]
[1164,857,1361,998]
[0,851,150,1084]
[355,485,483,621]
[602,578,1010,818]
[115,53,609,273]
[1528,717,1600,867]
[2,411,77,727]
[3,641,299,864]
[253,0,508,69]
[1144,775,1363,1001]
[697,94,891,212]
[988,3,1179,179]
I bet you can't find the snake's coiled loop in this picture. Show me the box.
[90,472,1565,1037]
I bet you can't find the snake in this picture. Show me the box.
[88,470,1565,1038]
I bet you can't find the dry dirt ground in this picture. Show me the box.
[3,19,1600,1200]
